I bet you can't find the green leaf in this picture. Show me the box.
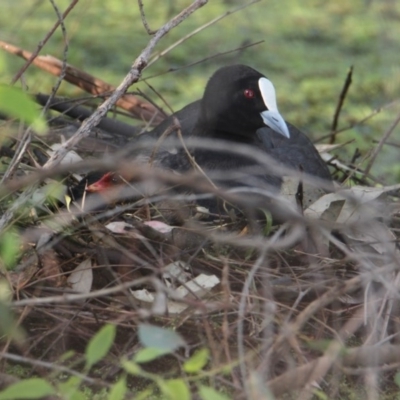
[107,376,127,400]
[183,348,209,373]
[133,347,170,363]
[122,360,142,375]
[134,388,155,400]
[198,385,231,400]
[0,378,54,400]
[395,371,400,388]
[260,209,273,236]
[0,300,25,343]
[159,379,190,400]
[68,392,86,400]
[0,85,47,134]
[306,339,333,352]
[85,324,116,370]
[56,377,86,400]
[57,376,82,396]
[59,350,75,362]
[0,230,21,270]
[138,323,186,352]
[312,389,329,400]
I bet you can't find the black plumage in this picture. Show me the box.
[83,65,332,214]
[130,65,331,186]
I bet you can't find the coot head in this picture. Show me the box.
[198,64,290,140]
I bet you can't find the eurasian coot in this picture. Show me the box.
[83,65,332,215]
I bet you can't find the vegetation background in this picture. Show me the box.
[1,0,400,181]
[1,2,400,399]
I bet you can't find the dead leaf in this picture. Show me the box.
[67,259,93,294]
[131,273,220,315]
[143,220,174,233]
[304,185,399,222]
[175,273,220,300]
[38,249,64,287]
[281,176,326,210]
[163,261,191,286]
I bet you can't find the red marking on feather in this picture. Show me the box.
[86,172,114,192]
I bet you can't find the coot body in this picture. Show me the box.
[131,64,331,185]
[84,65,332,214]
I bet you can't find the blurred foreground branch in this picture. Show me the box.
[0,0,207,231]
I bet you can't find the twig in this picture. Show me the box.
[0,0,208,232]
[148,0,260,67]
[329,66,353,144]
[44,0,69,112]
[176,127,218,189]
[372,139,400,148]
[364,106,400,176]
[138,0,156,35]
[10,0,78,85]
[0,138,339,199]
[0,1,69,185]
[267,314,400,397]
[0,128,31,185]
[237,245,269,397]
[35,94,140,137]
[143,40,264,82]
[43,0,207,170]
[315,98,400,143]
[296,306,364,400]
[1,352,102,386]
[11,277,152,307]
[341,149,371,186]
[0,41,166,124]
[268,272,370,359]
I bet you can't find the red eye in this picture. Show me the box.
[244,89,255,99]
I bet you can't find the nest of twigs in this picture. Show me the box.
[1,101,399,399]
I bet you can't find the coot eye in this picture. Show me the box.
[243,89,255,99]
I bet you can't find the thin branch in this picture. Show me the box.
[372,139,400,148]
[0,41,166,124]
[267,271,374,360]
[0,128,31,185]
[315,98,400,144]
[329,66,353,144]
[148,0,260,67]
[0,0,208,232]
[237,237,273,395]
[10,0,78,85]
[1,352,103,386]
[138,0,156,35]
[11,277,152,307]
[43,0,207,170]
[44,0,69,111]
[0,0,69,185]
[364,106,400,176]
[143,40,264,82]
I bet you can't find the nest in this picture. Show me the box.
[1,109,400,399]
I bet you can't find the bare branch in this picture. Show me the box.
[148,0,260,67]
[10,0,78,85]
[0,0,207,231]
[43,0,208,170]
[364,106,400,176]
[329,65,353,144]
[138,0,157,35]
[0,0,69,185]
[143,40,264,82]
